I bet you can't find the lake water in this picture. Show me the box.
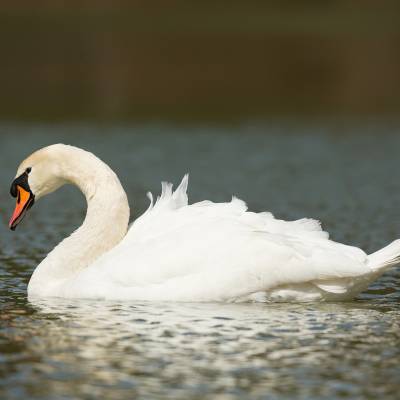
[0,122,399,399]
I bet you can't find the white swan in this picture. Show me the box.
[9,144,400,302]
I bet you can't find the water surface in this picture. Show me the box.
[0,123,399,399]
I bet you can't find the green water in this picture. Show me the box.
[0,123,399,399]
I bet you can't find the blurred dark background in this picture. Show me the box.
[0,1,399,122]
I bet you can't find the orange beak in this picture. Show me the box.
[9,185,35,230]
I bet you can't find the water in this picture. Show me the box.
[0,122,399,399]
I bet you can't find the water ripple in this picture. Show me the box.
[1,125,400,399]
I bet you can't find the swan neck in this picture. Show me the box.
[28,148,130,296]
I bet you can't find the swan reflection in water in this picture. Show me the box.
[27,297,399,392]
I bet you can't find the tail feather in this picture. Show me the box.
[367,239,400,272]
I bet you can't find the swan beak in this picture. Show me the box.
[9,185,35,231]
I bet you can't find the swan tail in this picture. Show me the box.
[367,239,400,272]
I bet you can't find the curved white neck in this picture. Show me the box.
[28,148,130,297]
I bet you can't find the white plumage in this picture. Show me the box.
[11,144,400,302]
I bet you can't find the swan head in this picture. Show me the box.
[9,144,68,230]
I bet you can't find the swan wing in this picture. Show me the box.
[81,175,369,301]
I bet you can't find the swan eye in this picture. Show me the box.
[25,167,31,174]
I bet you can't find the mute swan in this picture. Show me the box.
[9,144,400,302]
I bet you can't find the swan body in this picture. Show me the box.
[9,144,400,302]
